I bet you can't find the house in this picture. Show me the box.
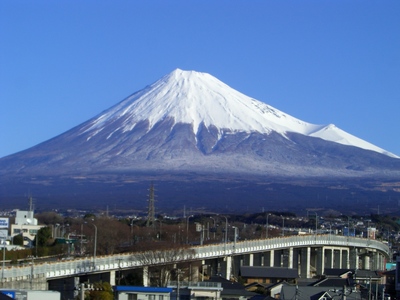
[323,268,353,278]
[313,268,383,300]
[114,286,173,300]
[206,275,257,300]
[352,269,381,283]
[239,266,298,285]
[322,268,381,287]
[280,285,361,300]
[167,280,223,300]
[310,277,352,289]
[245,281,288,299]
[311,269,354,289]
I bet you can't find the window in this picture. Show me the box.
[128,294,138,300]
[159,295,164,300]
[29,229,38,235]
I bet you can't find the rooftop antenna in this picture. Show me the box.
[28,194,35,212]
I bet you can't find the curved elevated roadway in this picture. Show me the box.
[0,234,389,288]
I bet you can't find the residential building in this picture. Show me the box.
[10,210,45,247]
[168,281,223,300]
[114,286,173,300]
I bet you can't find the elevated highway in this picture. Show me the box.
[0,234,389,291]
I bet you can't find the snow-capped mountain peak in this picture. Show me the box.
[82,68,309,135]
[80,69,398,158]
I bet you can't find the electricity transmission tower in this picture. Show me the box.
[146,183,156,227]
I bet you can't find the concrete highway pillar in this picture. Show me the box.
[109,270,116,286]
[191,263,199,282]
[143,266,149,287]
[300,247,311,279]
[364,255,370,270]
[225,256,232,280]
[349,248,358,269]
[248,253,254,266]
[289,247,293,269]
[316,247,325,276]
[270,250,275,267]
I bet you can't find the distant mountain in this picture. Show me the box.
[0,69,399,213]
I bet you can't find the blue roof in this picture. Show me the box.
[114,286,173,293]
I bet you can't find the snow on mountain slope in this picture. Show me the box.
[309,124,398,158]
[80,69,398,158]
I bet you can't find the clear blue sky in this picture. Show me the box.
[1,1,399,158]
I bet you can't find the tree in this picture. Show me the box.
[85,217,130,256]
[36,211,63,225]
[12,234,23,246]
[35,226,53,247]
[134,245,195,287]
[88,282,113,300]
[33,226,54,257]
[75,281,113,300]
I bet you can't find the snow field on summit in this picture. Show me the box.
[81,69,398,158]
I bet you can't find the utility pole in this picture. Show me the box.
[176,269,184,300]
[266,213,271,239]
[80,283,85,300]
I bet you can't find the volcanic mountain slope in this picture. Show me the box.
[0,68,399,179]
[2,69,400,213]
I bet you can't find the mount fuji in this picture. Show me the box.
[1,69,399,213]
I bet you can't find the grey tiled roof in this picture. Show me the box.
[323,268,352,277]
[240,266,298,279]
[281,285,361,300]
[311,278,350,288]
[206,276,258,297]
